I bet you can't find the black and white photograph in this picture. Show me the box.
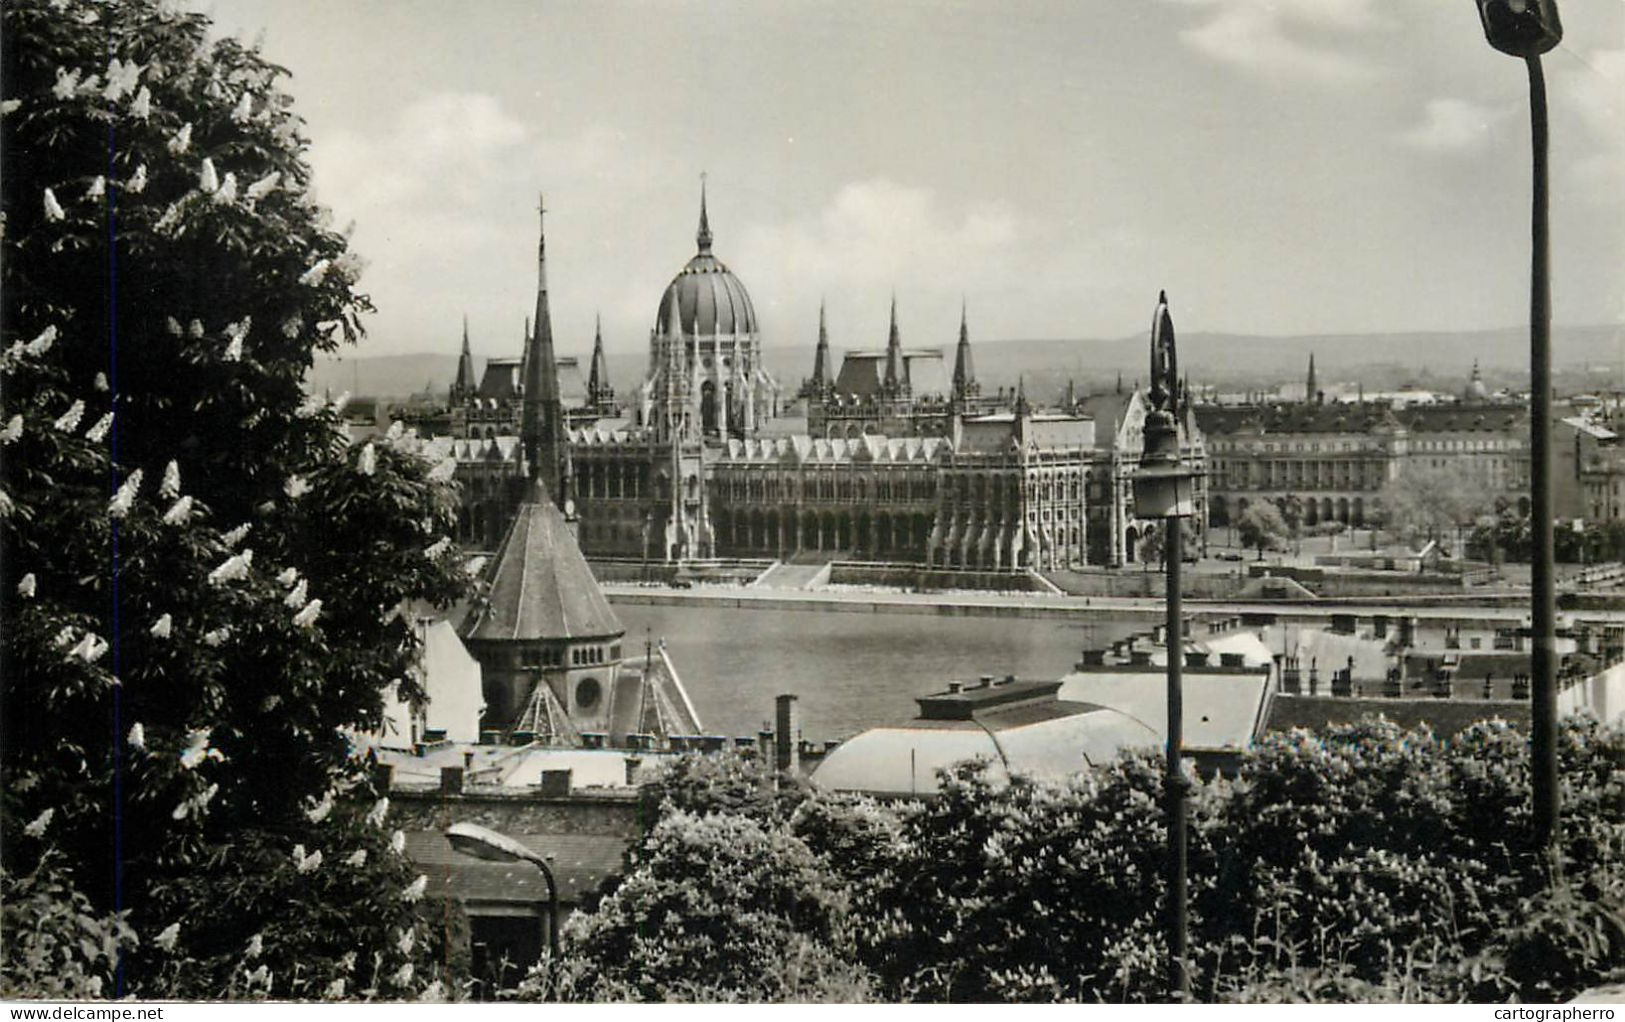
[2,0,1623,1007]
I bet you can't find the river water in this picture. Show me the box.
[613,601,1149,743]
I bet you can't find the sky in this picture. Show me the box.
[198,0,1625,366]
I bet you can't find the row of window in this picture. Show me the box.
[518,642,622,669]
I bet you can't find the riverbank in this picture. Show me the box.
[602,582,1625,624]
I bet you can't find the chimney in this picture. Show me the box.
[1131,650,1154,667]
[624,756,643,786]
[439,766,464,796]
[775,694,801,774]
[947,682,963,694]
[978,674,995,688]
[1185,651,1210,668]
[1079,649,1107,667]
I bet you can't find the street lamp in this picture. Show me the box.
[1472,0,1561,864]
[445,822,559,958]
[1134,291,1200,1000]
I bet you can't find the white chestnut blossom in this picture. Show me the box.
[86,175,105,200]
[427,457,457,483]
[245,934,263,959]
[276,567,299,587]
[161,495,193,525]
[213,172,237,205]
[284,475,310,499]
[198,158,219,194]
[187,319,204,339]
[221,523,250,548]
[128,722,145,750]
[53,400,84,433]
[390,963,414,987]
[84,412,113,443]
[52,68,82,100]
[17,573,36,598]
[167,122,192,154]
[283,578,307,608]
[356,443,376,476]
[207,550,252,586]
[291,598,322,628]
[400,874,426,903]
[203,627,230,647]
[324,979,346,999]
[160,460,181,499]
[345,849,367,868]
[149,614,172,639]
[2,416,23,444]
[129,85,151,120]
[304,793,333,823]
[103,58,142,100]
[27,325,57,356]
[153,923,180,952]
[108,468,143,518]
[93,372,109,392]
[43,188,65,222]
[366,797,389,828]
[23,808,54,838]
[126,163,148,194]
[423,537,450,560]
[390,830,406,856]
[165,315,183,337]
[246,171,280,200]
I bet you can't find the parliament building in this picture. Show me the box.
[417,189,1209,572]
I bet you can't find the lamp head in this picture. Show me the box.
[1135,409,1197,519]
[1474,0,1562,57]
[445,821,543,865]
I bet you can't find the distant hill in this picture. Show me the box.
[310,323,1625,402]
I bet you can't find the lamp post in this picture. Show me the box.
[1134,291,1201,999]
[1472,0,1562,863]
[445,822,559,959]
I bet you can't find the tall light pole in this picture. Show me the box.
[1472,0,1562,864]
[445,822,560,958]
[1135,291,1200,999]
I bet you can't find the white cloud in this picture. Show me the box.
[1557,48,1625,203]
[1398,98,1508,153]
[730,180,1024,342]
[1164,0,1388,84]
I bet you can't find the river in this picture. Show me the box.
[612,601,1148,743]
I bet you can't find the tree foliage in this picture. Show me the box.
[542,720,1625,1004]
[1236,501,1290,560]
[1379,462,1485,548]
[1,0,470,998]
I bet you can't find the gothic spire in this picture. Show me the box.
[811,299,833,393]
[453,313,476,400]
[952,298,977,400]
[884,293,905,395]
[1306,352,1318,404]
[588,312,611,404]
[522,193,565,508]
[696,174,713,254]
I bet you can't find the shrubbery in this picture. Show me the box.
[527,716,1625,1003]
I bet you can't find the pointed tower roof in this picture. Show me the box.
[811,300,833,392]
[696,174,713,254]
[1306,352,1318,404]
[884,294,904,393]
[453,315,476,397]
[522,195,564,505]
[463,480,623,643]
[952,299,977,399]
[587,313,610,401]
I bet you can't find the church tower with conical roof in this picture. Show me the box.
[587,313,613,412]
[523,196,569,513]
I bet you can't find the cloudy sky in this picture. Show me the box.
[200,0,1624,364]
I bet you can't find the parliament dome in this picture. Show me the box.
[653,190,758,338]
